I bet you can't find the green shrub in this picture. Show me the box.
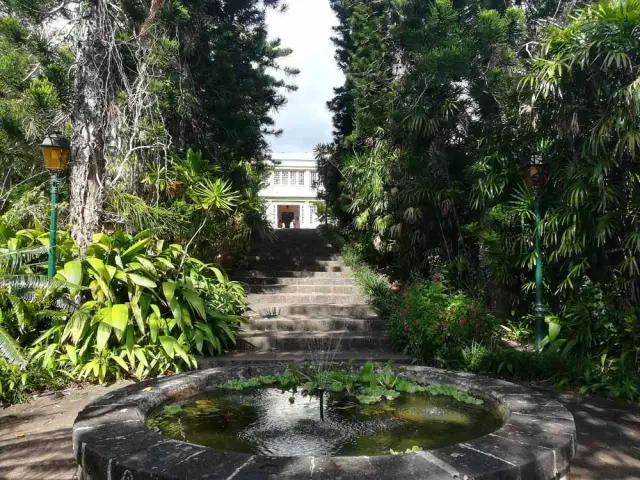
[459,342,640,403]
[0,358,66,404]
[0,229,246,384]
[390,279,495,361]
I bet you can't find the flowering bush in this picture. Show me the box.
[389,276,495,361]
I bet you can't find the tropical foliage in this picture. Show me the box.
[219,361,484,406]
[0,228,245,384]
[321,0,640,401]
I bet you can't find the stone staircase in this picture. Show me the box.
[218,229,404,363]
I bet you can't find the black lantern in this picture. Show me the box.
[523,155,548,189]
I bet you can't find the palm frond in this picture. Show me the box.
[0,247,48,273]
[0,275,81,292]
[0,320,26,367]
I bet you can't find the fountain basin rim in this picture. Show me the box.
[73,363,576,480]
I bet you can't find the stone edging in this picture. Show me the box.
[73,364,576,480]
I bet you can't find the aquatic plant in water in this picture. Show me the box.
[218,361,483,406]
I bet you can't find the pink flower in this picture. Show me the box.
[475,322,481,328]
[404,325,409,332]
[458,320,466,326]
[449,309,455,316]
[443,322,449,329]
[433,275,440,283]
[431,325,438,331]
[401,307,410,315]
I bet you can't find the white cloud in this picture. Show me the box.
[266,0,344,153]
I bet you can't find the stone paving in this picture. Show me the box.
[0,382,132,480]
[0,378,638,479]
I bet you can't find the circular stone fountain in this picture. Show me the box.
[73,364,576,480]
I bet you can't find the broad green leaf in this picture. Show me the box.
[173,342,191,366]
[159,336,175,358]
[130,300,145,333]
[182,289,206,319]
[111,354,129,371]
[93,307,112,326]
[548,321,561,342]
[163,281,176,304]
[134,347,149,367]
[128,273,157,289]
[105,265,117,283]
[111,304,129,333]
[126,326,134,362]
[154,257,174,270]
[135,256,158,277]
[63,260,83,285]
[92,233,111,247]
[121,238,152,262]
[149,314,159,343]
[86,258,108,280]
[65,345,77,365]
[96,322,112,351]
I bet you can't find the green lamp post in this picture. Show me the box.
[523,155,548,349]
[41,133,70,278]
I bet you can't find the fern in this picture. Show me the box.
[0,320,26,367]
[0,275,83,292]
[0,247,48,273]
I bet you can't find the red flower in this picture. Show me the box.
[431,325,438,331]
[413,320,419,326]
[404,325,409,332]
[475,322,481,328]
[449,309,455,316]
[433,274,440,283]
[401,307,410,315]
[458,320,466,326]
[443,322,449,329]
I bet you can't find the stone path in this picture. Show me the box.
[0,382,132,480]
[0,381,638,479]
[534,387,640,479]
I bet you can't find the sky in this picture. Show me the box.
[266,0,344,154]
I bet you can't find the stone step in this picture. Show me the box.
[235,269,352,279]
[247,293,364,306]
[239,276,355,286]
[246,257,342,267]
[247,303,377,318]
[247,284,361,295]
[245,315,385,332]
[237,331,388,351]
[247,263,346,272]
[198,350,408,367]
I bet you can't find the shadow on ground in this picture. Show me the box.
[0,383,131,480]
[534,387,640,479]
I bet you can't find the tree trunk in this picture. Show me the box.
[69,0,109,251]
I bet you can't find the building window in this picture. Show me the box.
[311,171,319,188]
[301,205,305,224]
[310,204,318,223]
[297,171,305,186]
[273,171,282,185]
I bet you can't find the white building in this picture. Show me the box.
[262,152,323,229]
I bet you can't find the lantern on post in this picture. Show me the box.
[41,133,70,277]
[523,154,548,348]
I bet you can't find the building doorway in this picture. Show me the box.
[277,205,300,229]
